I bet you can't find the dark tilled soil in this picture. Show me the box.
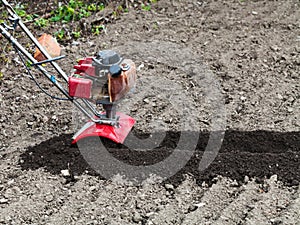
[0,0,299,224]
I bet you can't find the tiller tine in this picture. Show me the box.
[72,112,135,144]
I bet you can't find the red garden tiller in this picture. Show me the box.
[0,0,136,144]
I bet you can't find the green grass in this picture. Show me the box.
[141,3,151,11]
[0,0,160,41]
[50,0,105,23]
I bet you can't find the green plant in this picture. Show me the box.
[50,0,105,23]
[141,3,151,11]
[152,22,158,29]
[25,14,34,21]
[13,5,37,22]
[98,3,105,11]
[55,29,65,40]
[35,18,48,27]
[26,60,32,68]
[14,4,27,17]
[72,31,81,39]
[1,11,8,19]
[87,4,97,11]
[92,25,105,35]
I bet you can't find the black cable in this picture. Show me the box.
[13,45,70,101]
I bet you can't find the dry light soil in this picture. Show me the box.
[0,0,299,224]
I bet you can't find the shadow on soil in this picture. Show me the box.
[19,130,299,186]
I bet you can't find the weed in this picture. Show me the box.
[50,0,105,23]
[14,4,27,17]
[1,11,8,19]
[87,4,97,12]
[152,22,159,29]
[26,60,32,68]
[72,31,81,39]
[92,25,105,35]
[98,3,105,11]
[55,29,65,40]
[141,3,151,11]
[141,0,159,11]
[35,18,48,27]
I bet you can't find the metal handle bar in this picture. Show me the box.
[31,55,66,66]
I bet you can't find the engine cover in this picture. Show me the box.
[69,50,136,103]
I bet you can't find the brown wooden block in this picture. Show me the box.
[34,33,61,62]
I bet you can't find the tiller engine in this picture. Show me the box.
[69,51,136,144]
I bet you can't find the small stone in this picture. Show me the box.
[42,116,49,123]
[230,180,239,187]
[247,204,255,209]
[277,94,283,100]
[88,41,95,47]
[194,202,206,208]
[27,121,34,126]
[143,98,150,104]
[188,204,198,212]
[270,218,282,224]
[270,46,279,52]
[132,212,143,223]
[61,169,71,177]
[0,198,8,204]
[240,96,247,101]
[252,11,258,15]
[137,63,144,71]
[181,38,188,43]
[201,181,207,187]
[269,175,278,183]
[89,186,97,192]
[287,107,293,113]
[7,180,14,185]
[291,72,297,78]
[165,184,174,190]
[244,176,250,183]
[145,212,156,218]
[45,194,54,202]
[72,41,80,46]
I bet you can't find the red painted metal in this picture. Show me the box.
[68,76,92,99]
[73,57,96,76]
[72,112,135,144]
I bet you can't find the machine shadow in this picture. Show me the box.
[19,130,299,186]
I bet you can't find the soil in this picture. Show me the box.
[0,0,299,224]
